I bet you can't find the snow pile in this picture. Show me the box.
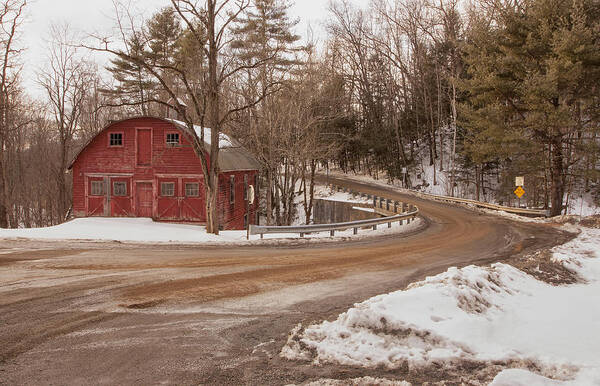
[282,227,600,383]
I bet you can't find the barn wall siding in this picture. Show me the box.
[71,117,258,230]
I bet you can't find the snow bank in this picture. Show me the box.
[0,185,422,244]
[0,216,423,244]
[282,227,600,383]
[566,193,600,217]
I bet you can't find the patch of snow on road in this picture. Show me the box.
[282,227,600,383]
[299,377,410,386]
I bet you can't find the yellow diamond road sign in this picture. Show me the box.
[514,186,525,198]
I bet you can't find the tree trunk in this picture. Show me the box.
[550,139,565,217]
[0,151,8,228]
[266,167,273,225]
[206,0,220,234]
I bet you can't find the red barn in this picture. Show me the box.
[68,117,260,230]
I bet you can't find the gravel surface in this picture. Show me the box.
[0,177,573,385]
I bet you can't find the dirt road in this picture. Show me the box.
[0,177,572,385]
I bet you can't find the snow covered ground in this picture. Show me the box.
[281,226,600,384]
[0,185,421,244]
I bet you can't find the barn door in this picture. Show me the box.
[181,177,205,221]
[136,182,153,218]
[157,177,180,220]
[110,177,132,216]
[137,129,152,166]
[87,176,107,216]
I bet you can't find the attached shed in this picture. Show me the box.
[68,117,260,230]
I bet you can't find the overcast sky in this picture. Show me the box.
[22,0,354,96]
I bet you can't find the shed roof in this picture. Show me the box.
[68,116,260,172]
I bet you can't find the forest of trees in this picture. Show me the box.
[0,0,598,230]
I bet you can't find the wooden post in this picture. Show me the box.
[330,230,335,237]
[353,227,358,235]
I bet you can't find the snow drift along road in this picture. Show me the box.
[282,226,600,384]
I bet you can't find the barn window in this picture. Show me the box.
[109,133,123,146]
[113,182,127,196]
[91,181,105,196]
[185,183,199,197]
[166,133,180,146]
[161,182,175,197]
[230,175,235,204]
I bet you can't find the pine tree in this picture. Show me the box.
[106,7,183,116]
[106,34,155,115]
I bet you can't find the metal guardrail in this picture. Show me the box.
[248,186,419,239]
[408,191,548,217]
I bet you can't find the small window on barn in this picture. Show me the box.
[166,133,180,146]
[161,182,175,197]
[91,181,105,196]
[185,183,199,197]
[230,175,235,205]
[113,181,127,197]
[109,133,123,147]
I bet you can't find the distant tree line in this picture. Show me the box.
[0,0,598,229]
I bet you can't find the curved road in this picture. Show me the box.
[0,177,572,385]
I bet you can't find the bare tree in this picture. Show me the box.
[38,24,95,221]
[0,0,25,228]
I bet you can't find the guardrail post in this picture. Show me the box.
[373,196,377,207]
[261,233,264,239]
[330,230,335,237]
[388,221,392,228]
[300,232,304,238]
[372,224,377,230]
[386,199,390,211]
[353,227,358,235]
[393,201,398,213]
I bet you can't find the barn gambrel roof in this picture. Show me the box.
[68,116,261,172]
